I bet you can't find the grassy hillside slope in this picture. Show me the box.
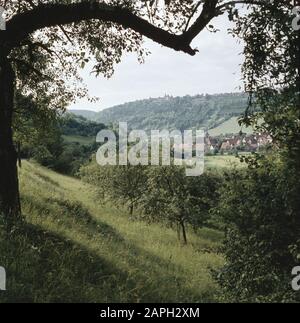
[208,117,254,136]
[0,162,223,303]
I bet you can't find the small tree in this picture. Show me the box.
[80,163,148,216]
[141,166,220,244]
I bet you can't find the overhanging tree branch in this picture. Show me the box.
[183,0,219,44]
[2,1,221,56]
[0,0,271,56]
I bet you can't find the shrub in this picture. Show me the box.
[215,156,300,302]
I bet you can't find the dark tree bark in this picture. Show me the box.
[294,3,300,216]
[0,55,21,221]
[180,220,187,245]
[129,203,134,216]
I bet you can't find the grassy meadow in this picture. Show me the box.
[205,155,245,170]
[0,161,224,303]
[208,117,254,136]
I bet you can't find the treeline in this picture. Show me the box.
[72,93,248,131]
[61,114,106,137]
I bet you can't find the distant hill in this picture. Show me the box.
[69,110,98,120]
[69,93,249,132]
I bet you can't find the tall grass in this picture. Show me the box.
[0,161,223,303]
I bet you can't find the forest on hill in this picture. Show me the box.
[70,93,248,131]
[18,112,106,176]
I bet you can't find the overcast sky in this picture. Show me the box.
[69,15,244,112]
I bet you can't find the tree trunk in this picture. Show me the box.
[295,3,300,103]
[180,221,187,245]
[129,203,134,216]
[295,9,300,216]
[0,56,21,221]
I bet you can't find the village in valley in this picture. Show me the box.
[204,132,273,155]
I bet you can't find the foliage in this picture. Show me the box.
[15,99,105,175]
[13,91,60,150]
[61,113,106,138]
[211,0,300,303]
[215,156,300,302]
[52,142,95,175]
[232,0,300,152]
[80,162,222,244]
[80,163,148,215]
[140,166,222,244]
[13,92,65,168]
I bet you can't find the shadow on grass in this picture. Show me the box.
[46,197,126,242]
[5,195,219,302]
[21,193,125,243]
[0,221,128,303]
